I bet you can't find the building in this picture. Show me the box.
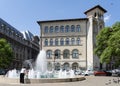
[37,5,107,71]
[0,18,39,69]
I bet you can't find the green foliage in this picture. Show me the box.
[112,22,120,32]
[0,38,14,69]
[94,22,120,67]
[100,46,113,63]
[94,27,111,58]
[108,31,120,56]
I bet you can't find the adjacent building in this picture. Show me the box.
[37,5,107,71]
[0,18,39,69]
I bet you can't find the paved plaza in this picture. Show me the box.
[0,76,120,86]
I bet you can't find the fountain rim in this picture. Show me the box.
[0,76,85,84]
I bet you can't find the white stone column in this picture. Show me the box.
[87,16,94,70]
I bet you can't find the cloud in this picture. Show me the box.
[104,14,111,22]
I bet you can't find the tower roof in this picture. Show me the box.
[84,5,107,14]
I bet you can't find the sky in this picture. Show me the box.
[0,0,120,36]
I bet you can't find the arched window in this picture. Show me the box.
[71,25,75,32]
[66,38,69,45]
[72,63,79,70]
[71,38,75,45]
[47,62,52,71]
[50,26,53,33]
[63,49,70,59]
[44,26,48,33]
[60,26,64,32]
[76,25,81,32]
[55,26,59,33]
[54,49,61,59]
[63,63,70,70]
[44,39,48,46]
[76,38,80,45]
[55,38,58,46]
[94,12,97,17]
[72,49,79,59]
[60,38,64,45]
[46,50,52,59]
[55,63,60,71]
[65,25,69,32]
[50,39,53,46]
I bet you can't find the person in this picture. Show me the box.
[20,67,26,84]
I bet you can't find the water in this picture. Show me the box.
[6,50,75,79]
[23,59,33,69]
[35,50,47,73]
[6,69,20,78]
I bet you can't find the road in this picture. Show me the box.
[0,76,120,86]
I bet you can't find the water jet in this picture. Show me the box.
[2,50,85,84]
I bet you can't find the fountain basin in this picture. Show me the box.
[0,76,85,84]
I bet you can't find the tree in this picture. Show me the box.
[0,38,14,69]
[94,22,120,67]
[94,27,112,63]
[108,22,120,67]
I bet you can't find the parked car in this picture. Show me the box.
[105,71,112,76]
[111,69,120,76]
[94,70,107,76]
[84,70,94,76]
[94,70,112,76]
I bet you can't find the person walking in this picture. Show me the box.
[20,67,26,84]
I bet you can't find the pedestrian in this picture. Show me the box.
[20,67,26,84]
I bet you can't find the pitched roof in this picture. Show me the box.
[84,5,107,14]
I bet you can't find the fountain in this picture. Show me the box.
[35,50,47,73]
[7,69,19,78]
[1,50,85,84]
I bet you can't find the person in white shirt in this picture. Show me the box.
[20,67,26,83]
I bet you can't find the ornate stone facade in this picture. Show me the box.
[0,18,39,69]
[37,5,107,71]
